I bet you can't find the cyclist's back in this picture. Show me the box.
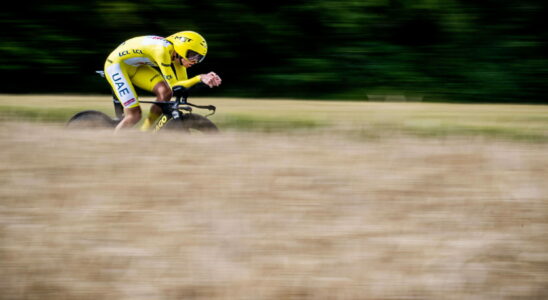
[107,36,172,68]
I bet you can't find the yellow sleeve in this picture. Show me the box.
[156,52,202,89]
[173,76,202,88]
[157,51,179,87]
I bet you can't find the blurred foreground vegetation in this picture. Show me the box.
[1,1,547,102]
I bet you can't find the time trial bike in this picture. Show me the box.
[66,71,218,133]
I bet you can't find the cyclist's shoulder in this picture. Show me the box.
[136,35,172,47]
[117,36,171,49]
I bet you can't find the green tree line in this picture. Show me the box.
[1,0,547,102]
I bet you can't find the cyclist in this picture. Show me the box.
[103,31,222,131]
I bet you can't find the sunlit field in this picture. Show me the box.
[2,94,548,140]
[1,95,548,299]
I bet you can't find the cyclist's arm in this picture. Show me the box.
[157,59,202,89]
[171,68,221,88]
[172,76,202,88]
[171,64,202,88]
[157,60,179,87]
[154,48,207,89]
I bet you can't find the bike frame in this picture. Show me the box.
[141,97,187,132]
[95,70,215,131]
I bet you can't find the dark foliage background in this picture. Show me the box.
[2,0,547,102]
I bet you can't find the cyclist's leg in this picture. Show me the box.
[104,63,142,130]
[131,66,172,131]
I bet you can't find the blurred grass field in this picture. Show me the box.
[1,94,548,141]
[1,95,548,299]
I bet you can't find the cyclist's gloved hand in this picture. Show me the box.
[172,86,187,98]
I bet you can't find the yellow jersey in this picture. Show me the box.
[106,35,201,88]
[104,35,202,108]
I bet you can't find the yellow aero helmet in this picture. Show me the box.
[166,31,207,63]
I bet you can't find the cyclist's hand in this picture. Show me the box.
[200,72,222,88]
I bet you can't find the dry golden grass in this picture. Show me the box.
[1,122,548,299]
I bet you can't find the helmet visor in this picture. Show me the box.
[186,49,205,63]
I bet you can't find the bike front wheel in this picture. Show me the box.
[164,114,219,134]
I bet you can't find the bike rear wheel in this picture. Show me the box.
[164,114,219,133]
[66,110,117,129]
